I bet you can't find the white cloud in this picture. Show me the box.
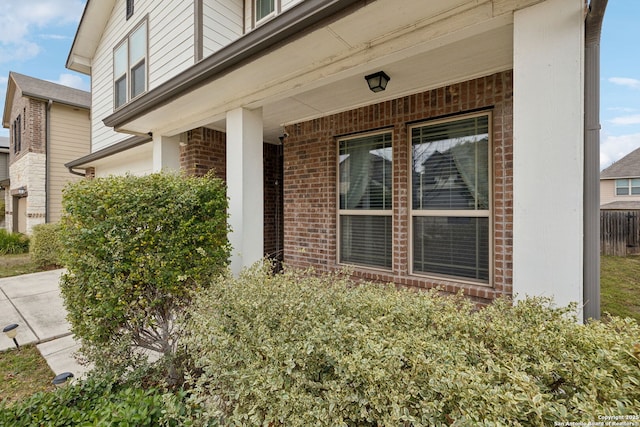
[600,133,640,170]
[609,77,640,90]
[610,114,640,126]
[49,73,89,91]
[0,0,84,62]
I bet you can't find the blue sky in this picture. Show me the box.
[0,0,638,170]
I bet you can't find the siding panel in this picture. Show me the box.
[49,104,91,223]
[203,0,243,57]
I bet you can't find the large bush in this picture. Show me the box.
[182,264,640,426]
[30,223,63,268]
[60,172,230,383]
[0,229,29,255]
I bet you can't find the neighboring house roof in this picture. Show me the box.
[2,72,90,128]
[600,201,640,210]
[0,136,8,150]
[600,146,640,179]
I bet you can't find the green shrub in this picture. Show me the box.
[59,172,230,384]
[0,374,186,426]
[30,223,63,268]
[183,264,640,426]
[0,229,29,255]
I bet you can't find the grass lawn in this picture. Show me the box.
[0,345,55,406]
[600,255,640,322]
[0,253,40,278]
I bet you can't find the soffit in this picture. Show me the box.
[67,0,118,74]
[111,0,514,142]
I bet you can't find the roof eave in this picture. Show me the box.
[103,0,368,130]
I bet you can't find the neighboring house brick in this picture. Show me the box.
[1,72,90,234]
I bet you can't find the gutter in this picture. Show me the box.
[583,0,608,322]
[45,99,52,222]
[103,0,369,130]
[65,134,152,176]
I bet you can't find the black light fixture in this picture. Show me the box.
[365,71,390,93]
[52,372,74,387]
[3,324,20,350]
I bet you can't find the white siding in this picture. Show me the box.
[202,0,243,58]
[91,0,196,153]
[49,104,91,223]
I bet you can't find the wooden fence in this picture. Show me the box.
[600,210,640,256]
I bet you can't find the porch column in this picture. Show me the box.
[152,134,181,172]
[512,0,584,317]
[226,107,264,275]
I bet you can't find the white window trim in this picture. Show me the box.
[337,130,394,272]
[408,111,493,286]
[113,17,148,110]
[615,178,640,196]
[254,0,280,27]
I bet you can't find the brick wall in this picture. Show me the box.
[181,127,284,260]
[283,71,513,305]
[180,127,227,179]
[8,92,46,166]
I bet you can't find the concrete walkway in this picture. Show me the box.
[0,269,91,379]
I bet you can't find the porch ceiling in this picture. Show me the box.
[115,0,514,143]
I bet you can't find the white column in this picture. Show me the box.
[226,107,264,275]
[152,134,181,172]
[513,0,584,316]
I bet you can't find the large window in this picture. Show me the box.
[114,20,147,109]
[411,113,491,282]
[338,132,393,269]
[615,178,640,196]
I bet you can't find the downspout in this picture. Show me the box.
[46,99,52,223]
[584,0,607,322]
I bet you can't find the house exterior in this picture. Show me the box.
[65,0,606,321]
[600,146,640,210]
[2,72,91,234]
[0,136,9,228]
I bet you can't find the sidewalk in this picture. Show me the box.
[0,269,91,379]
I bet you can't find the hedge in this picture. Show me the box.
[30,223,63,268]
[182,264,640,426]
[59,172,230,383]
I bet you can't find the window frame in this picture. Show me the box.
[409,111,493,285]
[113,18,148,110]
[13,115,22,154]
[615,178,640,196]
[254,0,279,26]
[337,130,394,271]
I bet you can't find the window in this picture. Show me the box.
[255,0,276,23]
[338,132,393,269]
[13,115,21,153]
[114,20,147,109]
[615,178,640,196]
[411,113,491,282]
[126,0,134,20]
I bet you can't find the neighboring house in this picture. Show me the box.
[0,136,9,228]
[1,72,90,234]
[65,0,606,321]
[600,146,640,210]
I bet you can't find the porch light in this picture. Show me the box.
[3,323,20,350]
[52,372,74,387]
[365,71,390,93]
[17,187,26,196]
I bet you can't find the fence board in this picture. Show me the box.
[600,210,640,256]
